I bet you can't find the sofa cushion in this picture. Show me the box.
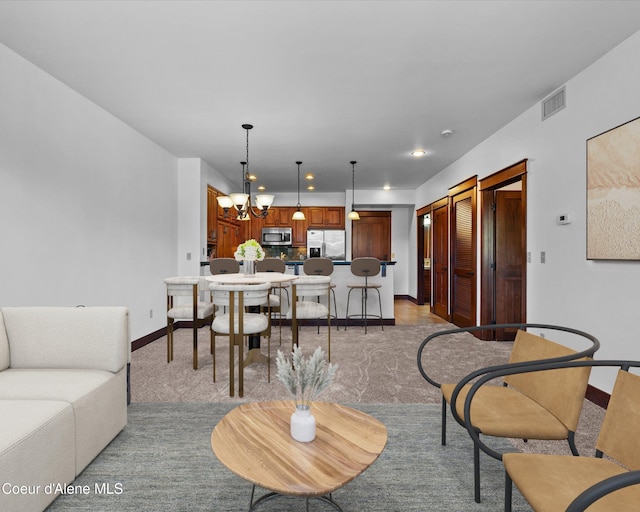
[0,306,129,372]
[0,368,115,402]
[0,368,128,474]
[0,400,75,512]
[0,311,9,371]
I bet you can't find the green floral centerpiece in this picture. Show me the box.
[276,345,338,408]
[234,239,265,261]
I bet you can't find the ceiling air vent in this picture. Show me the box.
[541,86,566,121]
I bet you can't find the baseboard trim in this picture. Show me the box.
[586,384,610,409]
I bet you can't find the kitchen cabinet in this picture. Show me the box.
[307,207,345,229]
[292,208,308,247]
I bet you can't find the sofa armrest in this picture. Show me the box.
[1,307,130,373]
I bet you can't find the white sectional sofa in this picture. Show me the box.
[0,307,129,512]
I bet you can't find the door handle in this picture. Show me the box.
[467,272,475,276]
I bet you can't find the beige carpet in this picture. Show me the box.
[131,322,514,404]
[131,321,605,456]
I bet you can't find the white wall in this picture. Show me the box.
[0,43,178,340]
[415,31,640,392]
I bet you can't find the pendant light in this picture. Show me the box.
[347,160,360,221]
[292,161,306,220]
[216,124,274,219]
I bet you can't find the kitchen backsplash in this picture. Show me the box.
[263,246,308,260]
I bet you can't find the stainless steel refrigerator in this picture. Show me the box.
[306,229,346,260]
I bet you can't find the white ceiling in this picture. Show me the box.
[2,1,640,194]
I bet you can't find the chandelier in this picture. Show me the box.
[216,124,274,220]
[347,160,360,221]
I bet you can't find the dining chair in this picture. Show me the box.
[210,282,271,397]
[417,323,600,503]
[483,360,640,512]
[164,276,214,371]
[286,275,332,361]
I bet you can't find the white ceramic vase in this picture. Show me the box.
[243,260,256,276]
[290,404,316,442]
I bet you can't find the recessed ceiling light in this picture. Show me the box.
[411,150,426,157]
[248,174,257,181]
[257,185,265,191]
[305,174,314,180]
[306,185,315,190]
[383,185,391,191]
[441,129,454,137]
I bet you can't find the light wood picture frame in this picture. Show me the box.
[586,116,640,260]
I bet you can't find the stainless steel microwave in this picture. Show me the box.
[261,227,292,246]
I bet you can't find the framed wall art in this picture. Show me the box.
[586,115,640,260]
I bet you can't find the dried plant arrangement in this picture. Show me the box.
[276,345,338,408]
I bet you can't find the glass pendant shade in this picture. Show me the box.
[229,193,249,209]
[348,209,360,221]
[216,195,234,209]
[255,194,274,209]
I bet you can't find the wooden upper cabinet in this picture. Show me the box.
[307,207,325,227]
[278,207,292,225]
[307,207,345,229]
[325,207,344,228]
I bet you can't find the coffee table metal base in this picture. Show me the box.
[249,485,343,512]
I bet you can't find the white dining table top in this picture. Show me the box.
[205,271,298,285]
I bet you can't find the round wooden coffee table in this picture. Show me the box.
[211,400,388,511]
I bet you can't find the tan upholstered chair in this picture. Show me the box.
[210,282,271,397]
[345,257,383,333]
[493,360,640,512]
[164,276,214,371]
[417,323,600,503]
[286,275,332,361]
[303,258,338,329]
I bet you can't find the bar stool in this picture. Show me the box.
[345,257,383,334]
[256,258,290,344]
[303,258,338,330]
[164,276,215,370]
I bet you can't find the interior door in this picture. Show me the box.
[450,187,476,328]
[494,189,524,339]
[431,201,449,320]
[351,211,391,260]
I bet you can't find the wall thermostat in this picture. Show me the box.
[557,213,571,225]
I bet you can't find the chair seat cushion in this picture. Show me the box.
[441,383,568,439]
[267,294,280,308]
[286,301,329,320]
[503,453,639,512]
[212,313,268,334]
[167,302,214,320]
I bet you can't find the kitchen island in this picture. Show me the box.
[201,260,396,325]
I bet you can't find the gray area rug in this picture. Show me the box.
[46,403,531,511]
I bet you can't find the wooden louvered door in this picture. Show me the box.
[431,199,449,320]
[450,186,476,328]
